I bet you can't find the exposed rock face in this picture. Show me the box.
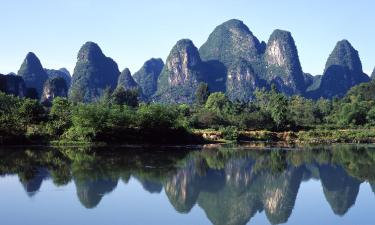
[41,77,68,104]
[302,73,314,89]
[156,39,205,103]
[17,52,49,97]
[45,68,71,88]
[371,67,375,79]
[311,40,370,99]
[0,73,26,97]
[264,30,305,95]
[305,74,322,93]
[133,58,164,98]
[199,19,264,67]
[70,41,120,102]
[199,19,264,94]
[117,68,139,90]
[198,20,308,100]
[226,59,268,102]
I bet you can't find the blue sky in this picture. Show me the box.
[0,0,374,75]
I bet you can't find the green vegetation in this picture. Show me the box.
[2,79,375,145]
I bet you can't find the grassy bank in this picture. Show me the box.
[195,128,375,144]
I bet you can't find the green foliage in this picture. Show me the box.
[289,96,315,128]
[0,92,24,136]
[111,87,139,107]
[0,92,47,142]
[205,92,232,115]
[137,104,181,130]
[47,97,72,137]
[366,107,375,125]
[255,87,289,130]
[18,98,46,125]
[3,67,375,144]
[189,109,225,129]
[219,126,239,141]
[345,80,375,102]
[334,102,369,126]
[64,104,111,142]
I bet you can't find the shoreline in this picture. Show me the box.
[2,128,375,148]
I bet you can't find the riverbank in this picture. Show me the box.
[2,128,375,147]
[195,128,375,144]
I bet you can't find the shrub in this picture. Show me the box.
[220,126,239,141]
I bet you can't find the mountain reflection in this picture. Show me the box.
[1,144,375,224]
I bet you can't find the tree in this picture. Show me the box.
[47,97,72,136]
[195,82,210,105]
[0,93,24,136]
[335,102,369,126]
[289,96,315,128]
[111,87,139,107]
[255,87,289,130]
[367,107,375,125]
[18,98,46,131]
[64,104,111,141]
[99,86,113,105]
[137,104,179,130]
[314,98,332,123]
[205,92,232,114]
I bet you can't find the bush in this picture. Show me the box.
[220,126,239,141]
[190,109,226,129]
[136,104,180,130]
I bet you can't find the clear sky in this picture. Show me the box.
[0,0,374,76]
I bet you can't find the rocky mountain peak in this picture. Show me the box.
[117,68,139,90]
[17,52,49,97]
[325,40,363,74]
[264,29,305,95]
[371,67,375,79]
[156,39,205,103]
[59,68,71,76]
[45,68,72,88]
[265,30,294,67]
[77,41,105,62]
[70,41,120,102]
[133,58,164,98]
[162,39,202,87]
[312,40,370,99]
[199,19,263,66]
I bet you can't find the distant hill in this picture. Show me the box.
[4,19,372,103]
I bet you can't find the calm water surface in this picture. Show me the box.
[1,144,375,225]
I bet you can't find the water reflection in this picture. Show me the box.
[1,144,375,224]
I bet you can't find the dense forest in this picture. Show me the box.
[2,79,375,145]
